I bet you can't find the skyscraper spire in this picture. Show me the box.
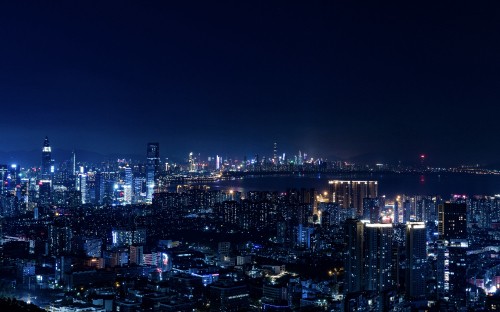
[42,136,51,152]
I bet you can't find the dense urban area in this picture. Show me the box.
[1,138,500,312]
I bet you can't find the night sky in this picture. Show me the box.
[1,2,499,166]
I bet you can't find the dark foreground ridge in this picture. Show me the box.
[0,298,45,312]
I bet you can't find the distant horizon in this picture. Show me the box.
[0,140,494,169]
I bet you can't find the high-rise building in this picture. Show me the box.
[438,202,467,241]
[0,165,7,195]
[95,172,105,205]
[130,245,144,265]
[437,202,468,307]
[363,197,383,223]
[86,171,97,204]
[71,150,76,176]
[344,219,395,308]
[216,155,221,170]
[273,142,278,164]
[48,222,72,256]
[329,180,378,216]
[41,136,52,180]
[344,219,364,293]
[364,223,394,292]
[392,200,399,225]
[188,152,195,172]
[402,199,412,224]
[123,166,133,205]
[406,222,426,299]
[146,143,160,203]
[79,173,87,204]
[38,180,52,205]
[295,224,314,249]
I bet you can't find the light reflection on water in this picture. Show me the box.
[203,173,500,198]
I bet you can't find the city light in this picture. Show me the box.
[0,2,497,310]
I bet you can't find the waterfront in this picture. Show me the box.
[207,173,500,198]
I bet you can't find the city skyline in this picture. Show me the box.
[0,137,430,167]
[2,3,500,310]
[0,135,492,169]
[0,2,499,165]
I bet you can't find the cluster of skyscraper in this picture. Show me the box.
[0,138,168,215]
[327,179,470,310]
[4,139,327,210]
[2,138,500,311]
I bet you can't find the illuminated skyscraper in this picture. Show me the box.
[95,172,104,205]
[273,142,277,164]
[48,221,72,256]
[363,197,383,223]
[0,165,7,195]
[216,155,221,170]
[188,152,195,172]
[70,150,76,175]
[344,219,364,293]
[344,219,395,311]
[329,180,378,216]
[403,199,411,224]
[438,202,467,241]
[124,166,133,204]
[364,223,394,292]
[146,143,160,203]
[41,136,52,180]
[406,222,426,299]
[79,173,87,204]
[437,202,468,307]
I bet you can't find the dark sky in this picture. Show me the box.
[0,1,499,165]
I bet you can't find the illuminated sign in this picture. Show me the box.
[160,252,172,272]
